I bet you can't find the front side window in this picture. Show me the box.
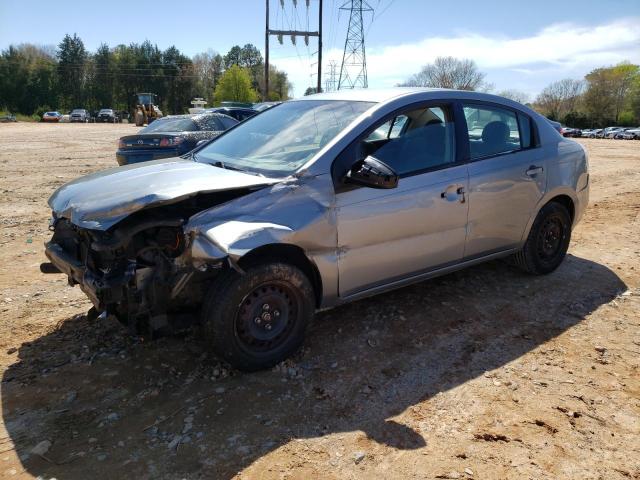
[195,100,375,177]
[361,106,456,176]
[463,104,522,159]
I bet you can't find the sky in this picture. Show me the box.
[1,0,639,99]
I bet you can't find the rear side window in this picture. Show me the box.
[463,104,521,160]
[220,117,238,129]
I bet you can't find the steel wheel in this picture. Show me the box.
[536,215,565,262]
[235,281,300,354]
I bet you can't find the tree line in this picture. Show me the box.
[0,34,292,117]
[401,57,640,127]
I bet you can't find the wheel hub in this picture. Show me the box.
[537,216,564,260]
[235,283,296,352]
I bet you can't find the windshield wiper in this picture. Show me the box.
[183,150,198,161]
[211,160,265,177]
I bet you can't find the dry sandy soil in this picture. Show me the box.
[0,123,638,480]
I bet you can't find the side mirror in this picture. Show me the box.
[345,155,398,189]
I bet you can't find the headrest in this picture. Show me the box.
[482,121,510,145]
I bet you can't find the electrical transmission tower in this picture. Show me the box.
[338,0,373,90]
[325,60,338,92]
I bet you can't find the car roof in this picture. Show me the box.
[294,87,539,113]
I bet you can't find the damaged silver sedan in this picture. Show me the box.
[42,88,589,371]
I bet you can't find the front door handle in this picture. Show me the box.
[526,165,544,177]
[441,185,466,203]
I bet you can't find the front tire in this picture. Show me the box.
[511,202,572,275]
[201,263,315,371]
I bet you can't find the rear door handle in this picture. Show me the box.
[526,165,544,177]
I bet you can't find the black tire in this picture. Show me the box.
[201,262,315,371]
[511,201,572,275]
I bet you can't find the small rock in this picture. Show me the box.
[215,387,225,394]
[97,453,107,461]
[65,390,77,403]
[106,412,119,422]
[88,437,98,443]
[354,451,366,464]
[6,347,17,355]
[464,467,474,476]
[594,345,606,354]
[30,440,51,456]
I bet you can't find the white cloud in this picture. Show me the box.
[273,17,640,97]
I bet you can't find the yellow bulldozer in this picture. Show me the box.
[133,93,163,127]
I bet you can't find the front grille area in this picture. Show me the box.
[52,219,119,272]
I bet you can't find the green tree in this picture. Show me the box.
[214,65,259,103]
[91,43,115,109]
[610,63,639,123]
[57,34,87,109]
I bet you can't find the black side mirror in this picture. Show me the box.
[345,155,399,189]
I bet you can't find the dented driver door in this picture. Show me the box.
[335,103,469,298]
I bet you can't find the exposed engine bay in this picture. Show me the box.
[44,189,253,336]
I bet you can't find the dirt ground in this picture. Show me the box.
[0,123,638,480]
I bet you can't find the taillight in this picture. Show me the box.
[117,138,125,149]
[159,136,183,147]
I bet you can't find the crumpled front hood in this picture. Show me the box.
[49,158,279,230]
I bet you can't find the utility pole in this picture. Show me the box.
[338,0,373,90]
[265,0,323,100]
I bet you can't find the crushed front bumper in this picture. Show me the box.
[44,241,134,309]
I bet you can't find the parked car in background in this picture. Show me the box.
[43,88,589,371]
[612,127,634,139]
[204,106,257,122]
[116,112,238,165]
[600,126,622,138]
[0,113,17,122]
[97,108,119,123]
[70,109,89,123]
[620,127,640,140]
[582,128,602,138]
[42,111,63,122]
[561,127,582,138]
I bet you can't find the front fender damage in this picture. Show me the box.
[183,175,338,305]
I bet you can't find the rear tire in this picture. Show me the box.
[511,202,572,275]
[201,263,315,371]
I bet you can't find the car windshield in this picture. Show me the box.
[72,109,84,114]
[99,109,112,114]
[141,117,197,133]
[195,100,375,176]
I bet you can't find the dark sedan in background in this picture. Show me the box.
[97,108,119,123]
[116,112,238,165]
